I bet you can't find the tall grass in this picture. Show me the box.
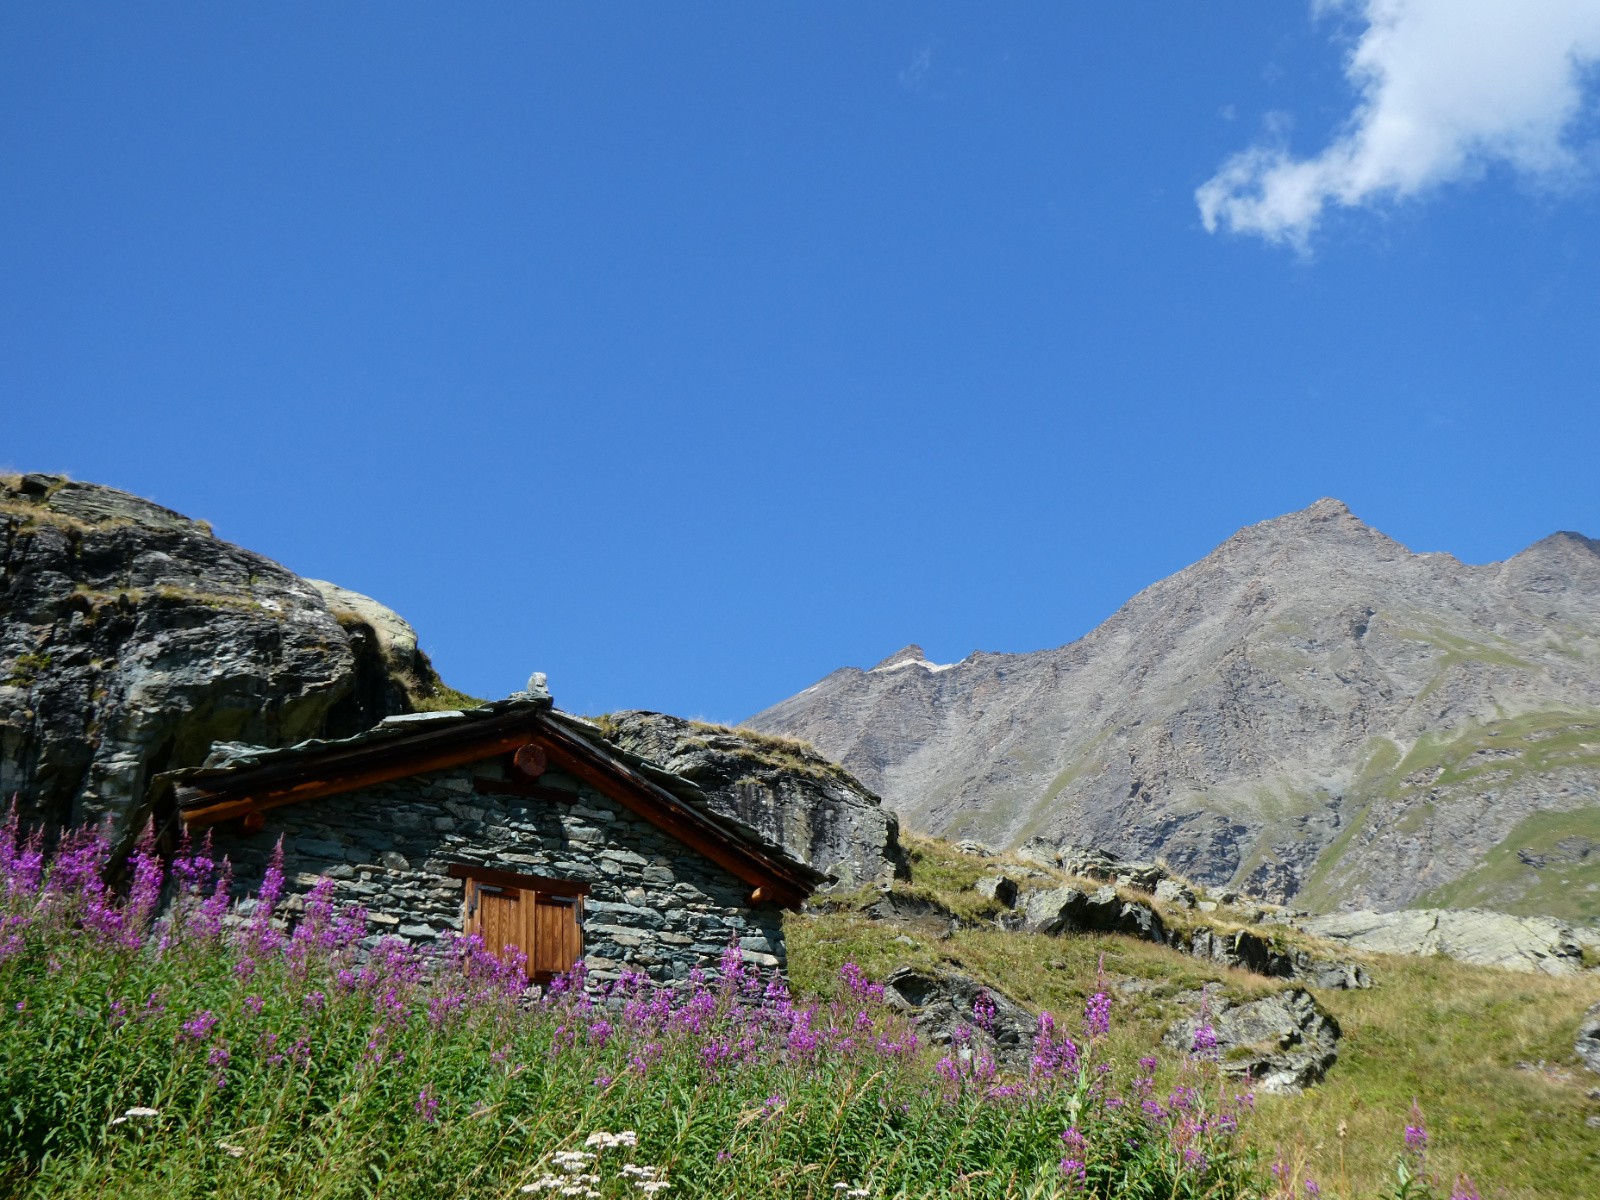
[1,813,1470,1199]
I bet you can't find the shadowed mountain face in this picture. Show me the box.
[746,501,1600,917]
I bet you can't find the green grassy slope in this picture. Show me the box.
[792,836,1600,1199]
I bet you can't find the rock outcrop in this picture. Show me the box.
[1576,1002,1600,1075]
[1293,908,1599,976]
[1006,879,1369,988]
[747,500,1600,919]
[594,711,906,889]
[1164,987,1341,1094]
[881,966,1036,1072]
[0,475,425,839]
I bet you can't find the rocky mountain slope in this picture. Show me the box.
[747,500,1600,917]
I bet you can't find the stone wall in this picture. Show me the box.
[212,755,786,984]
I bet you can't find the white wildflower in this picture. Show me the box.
[124,1107,160,1118]
[218,1142,245,1158]
[638,1183,671,1196]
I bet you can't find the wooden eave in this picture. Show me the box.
[174,710,817,909]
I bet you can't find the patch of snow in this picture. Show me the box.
[871,657,956,674]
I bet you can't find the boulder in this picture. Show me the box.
[1164,987,1341,1094]
[1019,884,1167,943]
[954,840,996,858]
[975,874,1020,908]
[1057,844,1123,882]
[1058,843,1169,892]
[595,711,906,889]
[882,966,1035,1072]
[0,476,432,839]
[1577,1002,1600,1075]
[1187,927,1370,990]
[1295,908,1589,976]
[864,890,959,935]
[1013,837,1061,870]
[1155,878,1196,909]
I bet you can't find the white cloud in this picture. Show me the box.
[899,45,932,93]
[1198,0,1600,247]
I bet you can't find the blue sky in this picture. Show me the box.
[5,3,1599,721]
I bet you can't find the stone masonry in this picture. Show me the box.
[215,754,786,985]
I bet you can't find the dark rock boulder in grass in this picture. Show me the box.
[882,965,1036,1073]
[1577,1002,1600,1075]
[0,474,462,842]
[1164,987,1341,1094]
[1012,878,1370,989]
[595,710,907,890]
[1019,884,1168,943]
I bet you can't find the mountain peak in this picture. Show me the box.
[1303,497,1353,520]
[871,644,927,671]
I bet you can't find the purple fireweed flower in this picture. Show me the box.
[1061,1126,1087,1152]
[587,1019,613,1047]
[594,1074,613,1089]
[303,991,326,1012]
[1190,1022,1218,1058]
[1183,1147,1209,1173]
[628,1041,662,1076]
[1405,1099,1429,1156]
[839,961,885,1002]
[1031,1011,1080,1082]
[207,1046,230,1069]
[415,1087,438,1124]
[1450,1176,1482,1200]
[1304,1182,1321,1197]
[973,990,997,1033]
[1084,991,1111,1038]
[179,1010,218,1042]
[1060,1157,1087,1185]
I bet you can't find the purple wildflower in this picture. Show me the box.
[414,1087,438,1124]
[179,1010,218,1042]
[1084,991,1111,1038]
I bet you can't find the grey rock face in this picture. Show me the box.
[1294,908,1594,975]
[0,475,412,837]
[1018,883,1168,943]
[1164,988,1341,1094]
[882,966,1036,1072]
[1577,1003,1600,1075]
[1011,879,1368,988]
[595,711,906,889]
[746,500,1600,916]
[975,874,1020,908]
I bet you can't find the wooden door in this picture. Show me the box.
[466,881,530,973]
[530,893,582,981]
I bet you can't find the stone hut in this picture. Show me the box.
[169,683,828,984]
